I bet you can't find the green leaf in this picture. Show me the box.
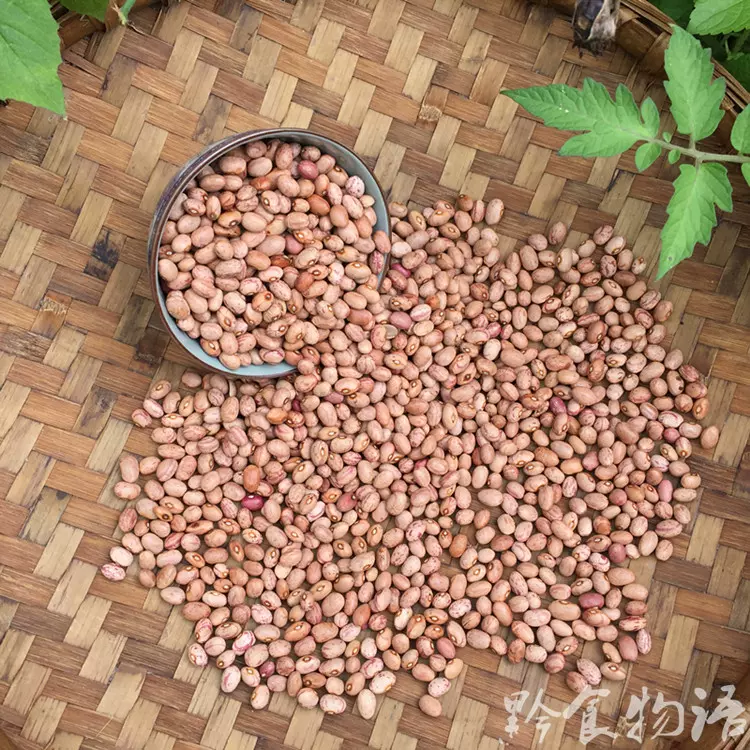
[689,0,750,36]
[614,84,641,125]
[0,0,65,115]
[635,143,662,171]
[657,162,733,278]
[725,53,750,92]
[560,131,637,157]
[504,80,657,160]
[641,98,661,137]
[668,149,681,164]
[651,0,694,27]
[742,163,750,188]
[502,85,595,131]
[663,131,673,142]
[60,0,110,21]
[731,106,750,152]
[664,26,726,141]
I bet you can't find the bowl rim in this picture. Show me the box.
[147,127,391,380]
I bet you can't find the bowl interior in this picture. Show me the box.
[148,129,390,379]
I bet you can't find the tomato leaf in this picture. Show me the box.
[60,0,110,21]
[668,149,681,164]
[640,97,661,137]
[658,162,732,278]
[0,0,65,115]
[664,26,726,141]
[742,163,750,188]
[689,0,750,36]
[731,106,750,153]
[502,84,597,131]
[560,131,637,157]
[635,143,662,171]
[504,80,657,159]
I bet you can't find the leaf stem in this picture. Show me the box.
[730,29,750,60]
[653,137,750,165]
[116,0,136,23]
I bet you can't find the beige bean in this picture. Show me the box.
[419,694,443,717]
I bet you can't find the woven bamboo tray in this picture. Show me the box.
[1,0,750,748]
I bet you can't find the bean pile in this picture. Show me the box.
[157,138,390,370]
[104,193,721,718]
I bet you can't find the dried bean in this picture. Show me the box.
[109,196,714,716]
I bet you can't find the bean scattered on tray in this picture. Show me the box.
[105,195,720,716]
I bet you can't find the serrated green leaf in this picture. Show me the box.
[635,143,661,171]
[731,107,750,152]
[657,162,732,278]
[664,26,726,141]
[504,80,656,160]
[502,85,593,130]
[725,53,750,93]
[582,79,616,122]
[742,163,750,188]
[615,84,641,125]
[688,0,750,36]
[560,131,639,157]
[0,0,65,115]
[640,98,661,138]
[668,149,681,164]
[651,0,695,27]
[60,0,110,21]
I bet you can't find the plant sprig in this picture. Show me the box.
[503,26,750,279]
[0,0,136,117]
[650,0,750,107]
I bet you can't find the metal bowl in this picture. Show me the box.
[147,128,390,379]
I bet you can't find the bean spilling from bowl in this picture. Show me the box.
[106,194,721,717]
[158,138,390,370]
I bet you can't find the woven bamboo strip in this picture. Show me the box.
[0,0,748,748]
